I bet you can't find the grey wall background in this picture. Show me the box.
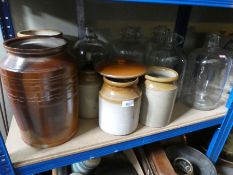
[1,0,233,138]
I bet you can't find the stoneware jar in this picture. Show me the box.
[140,66,178,127]
[79,70,102,118]
[71,158,101,175]
[17,29,63,37]
[97,58,146,135]
[0,36,78,148]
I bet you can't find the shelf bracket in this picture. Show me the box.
[75,0,85,39]
[174,5,192,47]
[206,88,233,163]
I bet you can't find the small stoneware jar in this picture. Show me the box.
[99,77,141,135]
[140,66,178,127]
[79,70,102,118]
[97,58,146,135]
[71,158,101,175]
[17,29,63,37]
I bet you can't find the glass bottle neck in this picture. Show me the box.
[84,27,98,41]
[204,34,221,49]
[121,27,142,40]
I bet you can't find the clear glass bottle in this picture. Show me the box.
[72,27,109,70]
[183,33,232,110]
[113,26,145,64]
[145,29,187,98]
[223,35,233,100]
[149,26,169,46]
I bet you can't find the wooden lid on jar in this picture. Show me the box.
[96,58,146,79]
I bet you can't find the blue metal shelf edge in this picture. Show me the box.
[15,116,223,175]
[114,0,233,8]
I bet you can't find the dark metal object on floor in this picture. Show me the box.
[173,157,193,175]
[165,144,217,175]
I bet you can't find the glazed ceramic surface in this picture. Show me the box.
[140,66,178,127]
[99,77,141,135]
[0,36,78,148]
[79,70,102,118]
[17,29,63,37]
[72,158,101,174]
[96,58,146,79]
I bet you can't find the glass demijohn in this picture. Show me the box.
[183,33,232,110]
[113,26,145,64]
[223,35,233,99]
[72,27,109,70]
[145,28,187,98]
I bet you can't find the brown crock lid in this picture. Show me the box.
[96,58,146,79]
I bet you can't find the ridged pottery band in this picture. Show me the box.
[140,66,178,127]
[99,77,141,135]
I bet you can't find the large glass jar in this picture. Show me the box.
[183,33,232,110]
[113,27,145,64]
[145,29,187,98]
[223,36,233,100]
[147,26,169,49]
[72,27,109,70]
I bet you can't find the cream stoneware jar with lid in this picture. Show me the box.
[97,58,146,135]
[140,66,178,128]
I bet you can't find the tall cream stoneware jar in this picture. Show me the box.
[79,70,102,118]
[97,58,146,135]
[140,66,178,127]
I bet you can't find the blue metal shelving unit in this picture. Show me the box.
[115,0,233,8]
[0,0,233,174]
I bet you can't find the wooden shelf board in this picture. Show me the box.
[6,103,227,168]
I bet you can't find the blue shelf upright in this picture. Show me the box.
[0,0,15,40]
[0,0,15,174]
[207,89,233,163]
[0,134,15,175]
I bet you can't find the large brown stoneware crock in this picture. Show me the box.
[1,36,78,148]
